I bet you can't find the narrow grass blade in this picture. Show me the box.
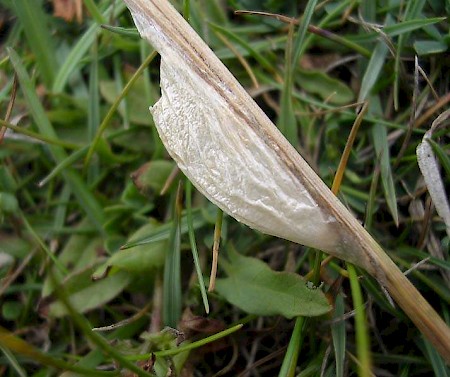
[0,119,79,149]
[53,3,126,92]
[163,181,183,327]
[423,338,449,376]
[186,181,209,313]
[278,317,307,377]
[8,47,105,231]
[393,0,426,109]
[331,295,346,377]
[279,0,318,145]
[372,122,399,226]
[357,36,389,103]
[0,327,116,376]
[347,264,372,377]
[84,51,157,168]
[209,23,275,74]
[82,0,106,24]
[12,0,57,88]
[0,345,27,377]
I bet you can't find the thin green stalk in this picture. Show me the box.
[84,51,157,168]
[278,317,307,377]
[186,180,209,313]
[347,264,371,376]
[0,119,79,149]
[128,324,243,361]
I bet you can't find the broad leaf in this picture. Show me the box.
[215,248,331,318]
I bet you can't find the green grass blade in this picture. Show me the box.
[12,0,57,88]
[423,338,449,376]
[8,47,105,231]
[84,51,157,168]
[372,122,399,226]
[53,3,126,93]
[163,182,183,327]
[347,264,372,377]
[279,0,318,145]
[186,180,209,314]
[82,0,106,24]
[0,345,28,377]
[393,0,426,109]
[428,139,450,177]
[278,317,307,377]
[331,295,346,377]
[357,36,389,103]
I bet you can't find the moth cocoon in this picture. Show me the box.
[127,0,342,254]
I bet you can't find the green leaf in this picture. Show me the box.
[296,69,354,105]
[215,248,331,318]
[105,222,167,273]
[414,40,448,55]
[48,271,130,317]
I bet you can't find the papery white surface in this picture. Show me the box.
[149,51,338,251]
[126,1,340,252]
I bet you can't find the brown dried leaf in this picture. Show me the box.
[53,0,83,23]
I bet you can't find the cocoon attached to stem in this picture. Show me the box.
[123,0,450,362]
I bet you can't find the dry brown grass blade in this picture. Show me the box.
[122,0,450,362]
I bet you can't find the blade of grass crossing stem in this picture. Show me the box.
[163,181,183,327]
[278,317,307,377]
[186,180,209,313]
[423,338,449,376]
[53,3,126,93]
[8,48,105,231]
[331,295,346,377]
[347,264,372,376]
[372,121,399,226]
[84,51,157,168]
[12,0,57,88]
